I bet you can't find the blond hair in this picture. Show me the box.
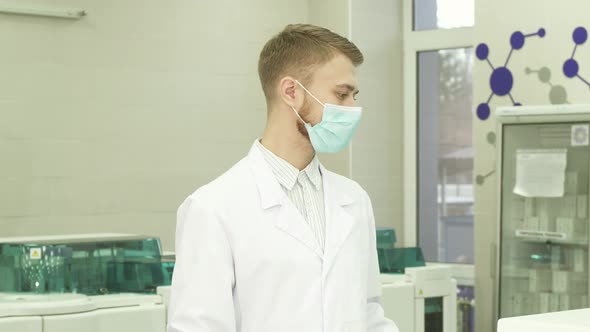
[258,24,363,102]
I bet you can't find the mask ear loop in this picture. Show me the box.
[294,80,325,107]
[290,79,325,126]
[290,106,307,125]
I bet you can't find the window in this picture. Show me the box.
[403,2,476,330]
[418,48,474,264]
[414,0,474,31]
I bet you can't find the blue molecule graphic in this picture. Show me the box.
[476,44,489,60]
[511,32,525,50]
[564,59,579,78]
[476,103,491,121]
[563,27,590,88]
[490,67,514,96]
[476,28,546,121]
[573,27,588,45]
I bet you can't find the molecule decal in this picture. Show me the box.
[475,28,546,120]
[563,27,590,89]
[525,66,569,104]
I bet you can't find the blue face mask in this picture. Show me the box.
[291,80,362,153]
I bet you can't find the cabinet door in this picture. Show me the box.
[499,122,590,318]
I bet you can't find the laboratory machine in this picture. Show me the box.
[0,233,173,332]
[376,228,458,332]
[1,229,461,332]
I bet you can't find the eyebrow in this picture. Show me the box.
[336,83,360,95]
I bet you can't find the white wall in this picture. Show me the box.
[0,0,307,250]
[309,0,404,234]
[0,1,404,252]
[350,0,404,234]
[474,0,590,331]
[308,0,352,177]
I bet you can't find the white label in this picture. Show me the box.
[572,124,589,146]
[515,229,567,240]
[30,248,42,260]
[514,149,567,198]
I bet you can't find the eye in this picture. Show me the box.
[337,92,348,100]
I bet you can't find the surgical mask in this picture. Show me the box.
[291,80,362,153]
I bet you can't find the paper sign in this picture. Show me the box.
[572,125,589,146]
[514,149,567,197]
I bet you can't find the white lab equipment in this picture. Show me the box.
[497,308,590,332]
[0,292,166,332]
[380,265,457,332]
[0,233,170,332]
[0,231,455,332]
[380,273,414,331]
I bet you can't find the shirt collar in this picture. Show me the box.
[302,156,322,189]
[255,139,322,191]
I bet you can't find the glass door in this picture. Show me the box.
[499,122,590,318]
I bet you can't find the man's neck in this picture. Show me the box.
[260,121,315,171]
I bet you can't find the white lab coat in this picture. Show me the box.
[167,142,398,332]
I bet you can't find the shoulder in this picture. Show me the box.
[181,157,254,210]
[322,168,371,203]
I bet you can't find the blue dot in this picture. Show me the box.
[563,59,579,78]
[490,67,514,96]
[476,43,489,60]
[511,31,525,49]
[477,103,490,121]
[514,102,522,106]
[573,27,587,45]
[538,28,546,38]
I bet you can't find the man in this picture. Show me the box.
[168,24,398,332]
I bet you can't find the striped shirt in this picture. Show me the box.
[256,140,326,251]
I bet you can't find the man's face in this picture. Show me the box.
[297,54,359,135]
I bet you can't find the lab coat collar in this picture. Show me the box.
[247,141,286,209]
[247,141,354,209]
[247,140,358,264]
[248,141,323,257]
[319,164,354,205]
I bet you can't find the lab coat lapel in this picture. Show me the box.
[321,166,356,279]
[275,204,323,258]
[247,143,323,259]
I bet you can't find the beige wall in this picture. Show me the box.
[309,0,404,234]
[350,0,404,233]
[0,1,403,251]
[474,0,590,331]
[0,0,307,250]
[308,0,352,177]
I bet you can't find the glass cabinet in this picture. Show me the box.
[497,106,590,319]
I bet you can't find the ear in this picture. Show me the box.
[278,77,303,109]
